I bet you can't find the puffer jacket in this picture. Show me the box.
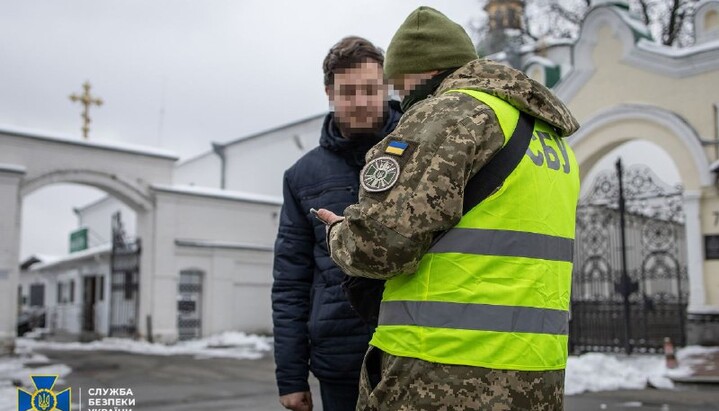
[271,102,402,395]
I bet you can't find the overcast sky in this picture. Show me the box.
[1,0,483,158]
[2,0,680,260]
[2,0,482,259]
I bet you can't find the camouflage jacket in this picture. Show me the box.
[327,59,579,279]
[357,347,566,410]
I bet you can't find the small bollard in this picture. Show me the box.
[664,337,678,369]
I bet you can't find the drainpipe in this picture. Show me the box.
[714,103,718,160]
[211,142,227,190]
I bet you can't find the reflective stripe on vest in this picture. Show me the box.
[379,300,569,335]
[430,228,574,262]
[369,89,580,371]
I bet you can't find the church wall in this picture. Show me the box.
[173,153,222,189]
[701,190,719,307]
[0,130,176,189]
[76,196,137,247]
[556,5,719,342]
[174,247,273,336]
[567,26,719,169]
[160,192,279,246]
[0,167,23,353]
[145,189,279,342]
[223,116,323,197]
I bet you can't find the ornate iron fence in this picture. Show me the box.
[109,212,141,337]
[570,160,687,354]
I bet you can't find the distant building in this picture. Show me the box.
[478,0,526,67]
[13,113,325,343]
[2,125,283,351]
[515,0,719,346]
[20,245,111,337]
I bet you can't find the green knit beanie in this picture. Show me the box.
[384,6,478,79]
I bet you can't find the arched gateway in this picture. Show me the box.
[551,1,719,346]
[1,126,281,353]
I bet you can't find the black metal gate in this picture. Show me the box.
[109,212,141,337]
[82,276,97,332]
[177,270,203,341]
[570,160,688,354]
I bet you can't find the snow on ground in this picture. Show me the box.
[1,331,270,411]
[564,346,719,395]
[16,330,272,360]
[2,331,715,409]
[0,349,71,411]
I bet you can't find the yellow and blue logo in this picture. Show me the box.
[17,375,71,411]
[385,140,409,156]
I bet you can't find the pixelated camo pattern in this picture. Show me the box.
[357,348,565,411]
[328,59,579,281]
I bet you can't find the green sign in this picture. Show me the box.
[70,228,88,253]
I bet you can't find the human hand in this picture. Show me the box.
[279,391,313,411]
[317,208,344,225]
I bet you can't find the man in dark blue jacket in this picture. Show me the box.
[272,36,402,411]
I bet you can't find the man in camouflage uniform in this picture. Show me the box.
[317,6,580,411]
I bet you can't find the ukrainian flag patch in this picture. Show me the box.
[385,140,409,156]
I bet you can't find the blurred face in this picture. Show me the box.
[389,71,439,99]
[327,60,386,139]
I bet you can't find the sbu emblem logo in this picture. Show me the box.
[17,375,71,411]
[361,156,400,193]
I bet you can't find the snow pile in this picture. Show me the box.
[0,351,71,411]
[564,345,719,395]
[21,327,49,340]
[1,332,268,410]
[674,345,719,363]
[17,331,272,360]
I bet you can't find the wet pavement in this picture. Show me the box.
[20,349,719,410]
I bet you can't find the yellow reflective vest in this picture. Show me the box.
[370,89,580,371]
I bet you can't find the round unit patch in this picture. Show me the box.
[361,156,401,193]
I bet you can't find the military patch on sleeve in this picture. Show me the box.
[361,156,400,193]
[385,140,409,156]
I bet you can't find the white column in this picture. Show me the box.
[136,209,156,341]
[684,190,706,312]
[138,194,179,343]
[0,164,26,354]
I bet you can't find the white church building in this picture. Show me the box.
[10,113,326,345]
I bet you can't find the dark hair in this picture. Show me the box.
[323,36,384,86]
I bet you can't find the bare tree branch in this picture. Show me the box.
[473,0,698,50]
[663,0,682,44]
[549,2,582,25]
[522,12,540,41]
[638,0,652,25]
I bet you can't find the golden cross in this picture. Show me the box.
[69,81,103,139]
